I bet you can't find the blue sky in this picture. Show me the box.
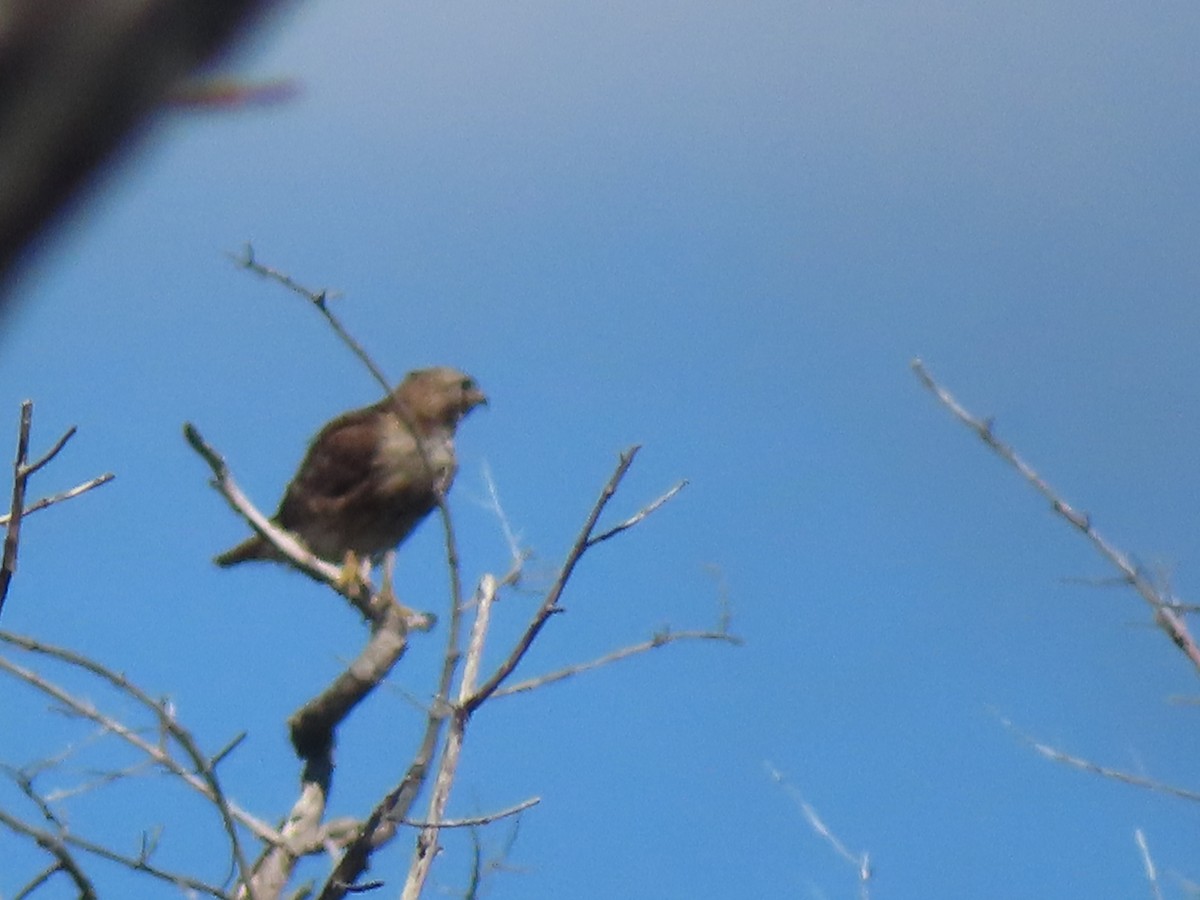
[2,1,1200,896]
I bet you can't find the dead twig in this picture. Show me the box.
[0,632,280,850]
[466,447,672,713]
[400,450,689,900]
[912,359,1200,674]
[587,479,687,546]
[766,763,872,900]
[398,571,503,900]
[0,804,229,898]
[400,796,539,830]
[1001,717,1200,803]
[4,766,97,899]
[493,627,742,698]
[0,403,106,616]
[0,402,35,614]
[231,244,392,394]
[0,472,115,526]
[0,402,113,617]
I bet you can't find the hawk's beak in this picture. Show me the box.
[467,387,488,410]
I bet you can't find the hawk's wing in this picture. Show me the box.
[276,405,400,528]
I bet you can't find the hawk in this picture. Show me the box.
[215,366,486,568]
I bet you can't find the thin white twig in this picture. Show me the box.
[588,480,687,546]
[399,796,540,829]
[480,461,523,565]
[0,472,114,525]
[1134,828,1163,900]
[766,763,871,900]
[493,628,741,698]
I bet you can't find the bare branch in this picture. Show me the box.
[494,627,741,698]
[587,479,687,546]
[400,454,702,899]
[14,861,90,900]
[480,461,524,567]
[0,404,113,618]
[465,447,642,713]
[400,796,540,830]
[3,765,98,899]
[0,805,229,898]
[1002,717,1200,803]
[912,359,1200,673]
[400,573,504,900]
[462,811,526,900]
[0,631,281,847]
[231,244,392,394]
[0,472,115,525]
[42,758,157,803]
[313,503,469,900]
[2,632,258,897]
[285,500,468,899]
[183,421,342,582]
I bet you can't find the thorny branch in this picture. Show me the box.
[231,244,392,395]
[912,359,1200,674]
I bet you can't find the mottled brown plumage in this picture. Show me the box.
[215,367,486,567]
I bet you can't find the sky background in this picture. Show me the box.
[2,0,1200,897]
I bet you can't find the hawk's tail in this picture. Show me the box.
[213,535,271,567]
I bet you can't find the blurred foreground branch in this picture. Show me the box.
[0,0,288,296]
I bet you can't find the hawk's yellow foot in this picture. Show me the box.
[334,550,369,593]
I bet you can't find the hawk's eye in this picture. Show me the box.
[460,377,475,392]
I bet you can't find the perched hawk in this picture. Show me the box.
[215,366,487,568]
